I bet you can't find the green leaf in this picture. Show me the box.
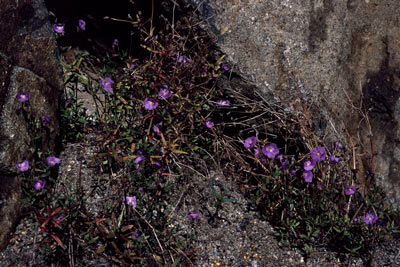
[333,226,341,233]
[312,229,320,237]
[304,243,313,254]
[222,198,235,203]
[88,236,99,245]
[170,258,181,267]
[202,104,210,110]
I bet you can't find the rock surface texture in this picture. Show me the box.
[186,0,400,209]
[0,0,62,250]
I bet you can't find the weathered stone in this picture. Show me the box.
[186,0,400,208]
[0,0,62,250]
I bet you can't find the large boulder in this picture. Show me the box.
[0,0,62,250]
[185,0,400,208]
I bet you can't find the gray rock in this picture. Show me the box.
[0,0,62,251]
[185,0,400,208]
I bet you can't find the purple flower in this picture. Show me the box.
[254,148,261,158]
[303,158,315,171]
[47,156,61,167]
[330,155,340,164]
[53,216,64,224]
[262,143,279,159]
[16,160,29,172]
[133,232,139,240]
[221,63,230,71]
[279,159,289,170]
[33,179,46,191]
[40,116,51,126]
[125,196,137,208]
[334,141,343,150]
[290,169,296,175]
[158,85,172,100]
[112,38,118,49]
[177,55,189,65]
[362,212,378,225]
[310,146,326,162]
[153,125,161,136]
[53,24,65,34]
[203,120,214,129]
[302,171,313,183]
[244,136,257,150]
[78,19,86,31]
[100,77,114,92]
[66,98,72,103]
[134,155,145,166]
[143,98,158,110]
[353,218,358,223]
[153,161,161,167]
[17,92,30,103]
[345,186,356,195]
[217,99,230,106]
[187,213,201,219]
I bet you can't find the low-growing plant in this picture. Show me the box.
[218,85,400,262]
[15,1,400,266]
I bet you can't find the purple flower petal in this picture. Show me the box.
[40,116,51,126]
[17,92,30,103]
[330,154,340,164]
[177,55,189,65]
[46,156,61,167]
[262,143,279,159]
[244,136,257,150]
[53,24,65,34]
[33,179,46,191]
[334,141,343,150]
[310,146,326,162]
[217,99,230,106]
[133,232,139,240]
[345,186,356,195]
[112,38,118,49]
[158,85,172,100]
[134,155,145,166]
[221,63,230,71]
[16,160,29,172]
[362,212,378,225]
[203,120,214,129]
[279,159,289,170]
[100,77,114,92]
[187,213,201,219]
[78,19,86,31]
[153,161,161,167]
[153,125,161,136]
[303,158,316,171]
[125,196,137,208]
[143,98,158,110]
[302,171,313,183]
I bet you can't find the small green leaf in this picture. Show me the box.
[88,236,99,245]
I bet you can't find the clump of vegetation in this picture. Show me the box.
[15,1,399,266]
